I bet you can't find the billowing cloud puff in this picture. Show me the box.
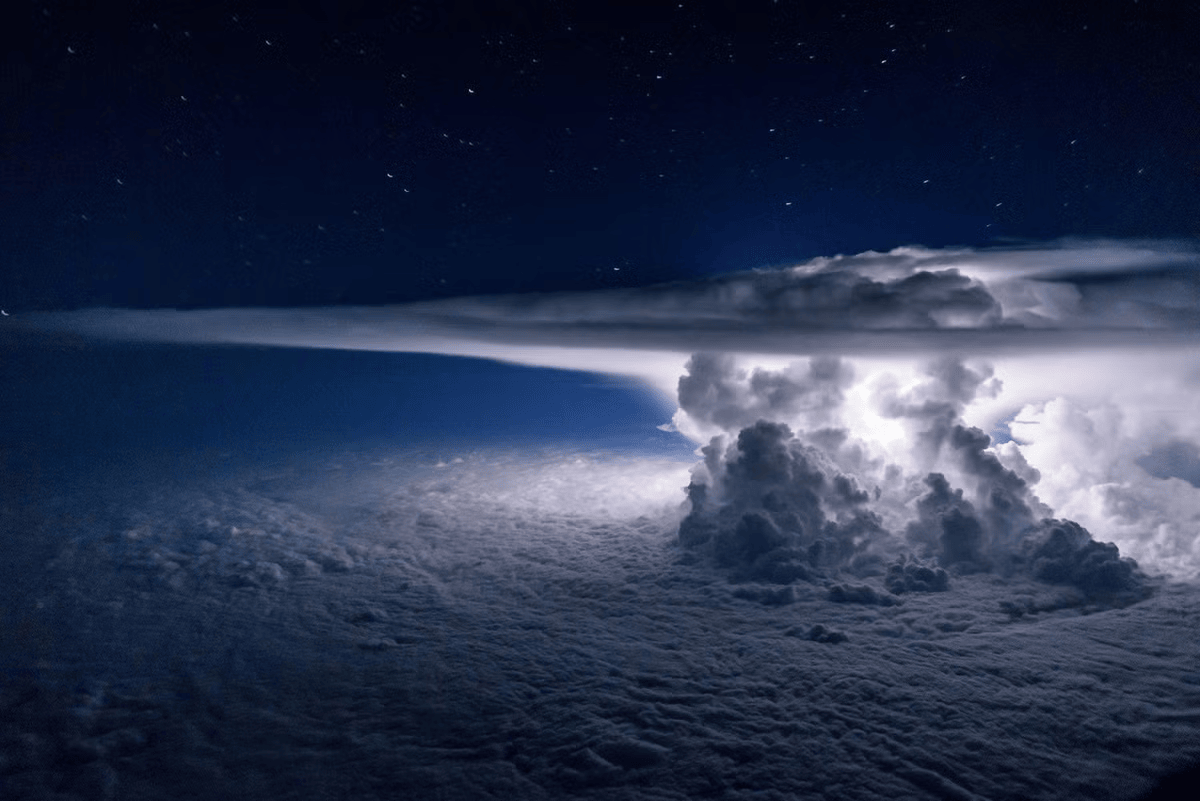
[679,420,891,583]
[674,354,1153,600]
[675,352,854,441]
[1007,396,1200,581]
[1017,519,1145,597]
[904,472,989,569]
[875,358,1002,464]
[672,351,867,472]
[884,555,949,594]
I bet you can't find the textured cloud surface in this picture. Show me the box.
[672,353,1155,598]
[6,444,1199,801]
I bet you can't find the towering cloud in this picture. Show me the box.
[5,240,1198,581]
[874,357,1001,466]
[674,353,1151,603]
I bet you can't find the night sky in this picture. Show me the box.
[5,4,1200,801]
[4,0,1198,311]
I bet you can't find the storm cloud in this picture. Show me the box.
[4,241,1198,801]
[5,240,1199,581]
[8,241,1200,360]
[673,352,1153,602]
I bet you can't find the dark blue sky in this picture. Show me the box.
[3,0,1198,310]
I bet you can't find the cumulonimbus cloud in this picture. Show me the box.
[674,354,1154,601]
[6,240,1199,582]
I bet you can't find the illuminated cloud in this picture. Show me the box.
[8,243,1200,800]
[382,239,1200,353]
[673,355,1154,598]
[7,240,1200,362]
[675,352,854,438]
[6,239,1200,580]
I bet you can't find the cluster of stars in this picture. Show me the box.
[6,0,1189,311]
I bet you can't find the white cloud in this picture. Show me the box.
[1010,396,1200,580]
[8,240,1200,582]
[10,240,1200,360]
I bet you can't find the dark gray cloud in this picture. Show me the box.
[681,414,1150,599]
[884,555,950,594]
[1017,519,1148,598]
[828,582,901,606]
[904,472,988,569]
[949,423,1050,544]
[679,420,890,583]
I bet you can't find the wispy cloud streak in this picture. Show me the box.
[7,241,1200,359]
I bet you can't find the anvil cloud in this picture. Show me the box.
[9,240,1200,359]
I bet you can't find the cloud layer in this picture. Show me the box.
[7,241,1200,360]
[9,440,1200,801]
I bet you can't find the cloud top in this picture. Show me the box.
[6,240,1200,359]
[393,239,1200,352]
